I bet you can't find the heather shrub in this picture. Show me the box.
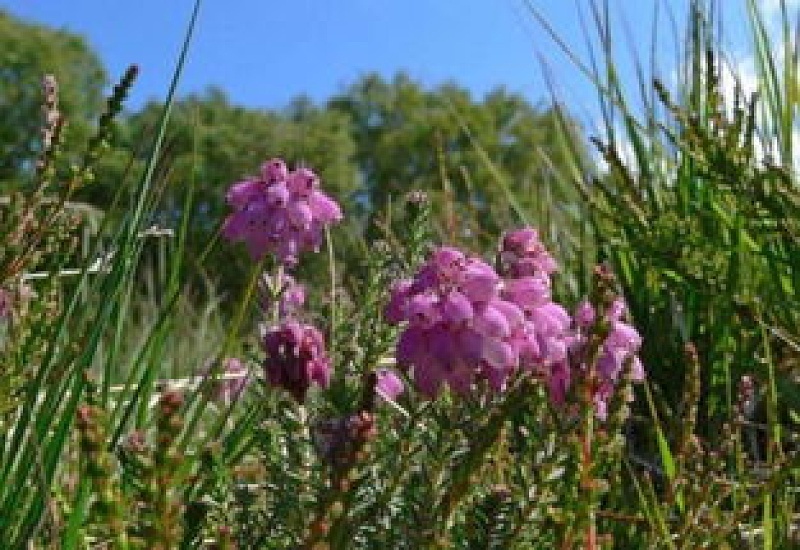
[1,1,799,549]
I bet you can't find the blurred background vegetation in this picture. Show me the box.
[0,8,589,305]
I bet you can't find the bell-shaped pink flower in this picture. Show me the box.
[441,291,474,326]
[375,368,404,401]
[260,272,306,319]
[498,227,558,278]
[262,158,289,183]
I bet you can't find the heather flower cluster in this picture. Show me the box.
[385,243,567,397]
[258,270,331,403]
[387,226,645,417]
[569,298,645,418]
[219,158,336,403]
[496,227,572,402]
[263,321,331,403]
[222,158,343,266]
[219,152,645,417]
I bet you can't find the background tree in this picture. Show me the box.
[0,9,106,185]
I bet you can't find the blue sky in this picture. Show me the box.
[0,0,782,121]
[1,1,668,112]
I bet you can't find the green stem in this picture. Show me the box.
[582,386,597,550]
[272,264,284,326]
[325,227,337,358]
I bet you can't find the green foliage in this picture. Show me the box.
[545,0,800,431]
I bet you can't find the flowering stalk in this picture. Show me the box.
[670,342,701,509]
[573,339,602,550]
[6,66,138,284]
[76,398,128,548]
[259,268,305,325]
[78,64,139,185]
[574,265,623,550]
[678,343,701,463]
[131,391,185,549]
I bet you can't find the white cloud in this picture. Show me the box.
[760,0,800,19]
[720,54,758,101]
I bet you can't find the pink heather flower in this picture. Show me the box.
[262,321,331,403]
[500,228,646,419]
[574,300,595,328]
[498,227,558,278]
[375,368,404,401]
[507,283,571,387]
[503,276,552,309]
[608,298,626,321]
[222,158,342,266]
[262,157,289,183]
[387,246,540,397]
[280,276,306,315]
[497,236,571,390]
[384,280,413,324]
[568,299,645,419]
